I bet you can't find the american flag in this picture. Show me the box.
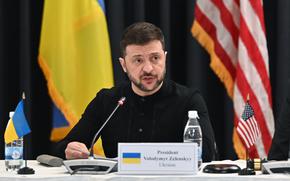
[237,101,260,149]
[192,0,274,158]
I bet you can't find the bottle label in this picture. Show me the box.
[197,147,202,161]
[5,146,23,160]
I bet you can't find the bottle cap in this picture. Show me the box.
[9,111,15,118]
[188,110,199,119]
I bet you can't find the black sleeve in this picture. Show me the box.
[189,90,216,162]
[51,90,105,159]
[268,91,290,160]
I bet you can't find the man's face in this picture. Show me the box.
[119,40,166,96]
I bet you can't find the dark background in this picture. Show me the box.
[1,0,290,160]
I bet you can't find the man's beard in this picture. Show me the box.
[127,69,166,93]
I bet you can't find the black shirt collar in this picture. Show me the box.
[128,79,170,102]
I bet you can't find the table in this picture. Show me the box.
[1,160,289,181]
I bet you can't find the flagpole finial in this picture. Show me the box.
[22,92,26,100]
[247,94,250,101]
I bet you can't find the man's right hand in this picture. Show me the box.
[65,141,90,160]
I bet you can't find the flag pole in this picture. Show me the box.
[17,92,35,175]
[22,92,28,168]
[22,92,27,169]
[238,94,255,175]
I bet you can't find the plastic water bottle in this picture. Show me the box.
[5,111,24,171]
[183,110,202,168]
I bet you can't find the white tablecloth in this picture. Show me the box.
[0,160,289,181]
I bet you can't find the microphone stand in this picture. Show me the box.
[89,97,126,158]
[63,97,126,175]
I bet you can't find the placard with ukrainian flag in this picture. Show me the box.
[118,143,198,174]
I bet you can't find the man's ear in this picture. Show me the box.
[119,57,127,73]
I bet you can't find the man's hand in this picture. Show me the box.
[65,142,90,160]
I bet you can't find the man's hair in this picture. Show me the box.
[120,22,165,57]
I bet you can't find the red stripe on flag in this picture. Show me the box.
[238,118,259,148]
[234,0,240,7]
[212,0,239,46]
[249,0,266,33]
[239,120,254,146]
[237,122,251,148]
[248,118,258,141]
[244,119,255,144]
[195,5,236,79]
[239,16,272,106]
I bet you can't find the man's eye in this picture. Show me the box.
[133,59,142,64]
[151,56,160,63]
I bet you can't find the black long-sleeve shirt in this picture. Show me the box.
[53,80,216,161]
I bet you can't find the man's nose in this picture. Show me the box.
[142,60,153,73]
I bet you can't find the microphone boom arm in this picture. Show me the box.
[89,97,126,158]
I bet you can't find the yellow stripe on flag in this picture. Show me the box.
[122,158,141,164]
[4,119,18,144]
[38,0,113,156]
[191,21,234,98]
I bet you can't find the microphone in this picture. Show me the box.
[36,154,63,167]
[63,97,126,175]
[89,96,126,158]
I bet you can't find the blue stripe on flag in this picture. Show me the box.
[123,153,141,158]
[52,104,69,128]
[98,0,105,12]
[12,100,31,137]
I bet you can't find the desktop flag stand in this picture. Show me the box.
[236,95,261,175]
[4,93,34,174]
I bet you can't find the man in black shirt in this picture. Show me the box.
[268,82,290,160]
[53,22,216,162]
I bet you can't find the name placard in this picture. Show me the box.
[118,143,198,174]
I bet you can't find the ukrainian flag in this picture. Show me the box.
[38,0,114,156]
[4,100,31,144]
[122,153,141,164]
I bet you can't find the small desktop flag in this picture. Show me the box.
[237,101,260,150]
[4,100,31,144]
[122,152,141,164]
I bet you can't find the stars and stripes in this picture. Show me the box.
[192,0,274,158]
[237,101,260,149]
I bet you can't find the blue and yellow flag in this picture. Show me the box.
[38,0,114,156]
[4,100,31,144]
[122,153,141,164]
